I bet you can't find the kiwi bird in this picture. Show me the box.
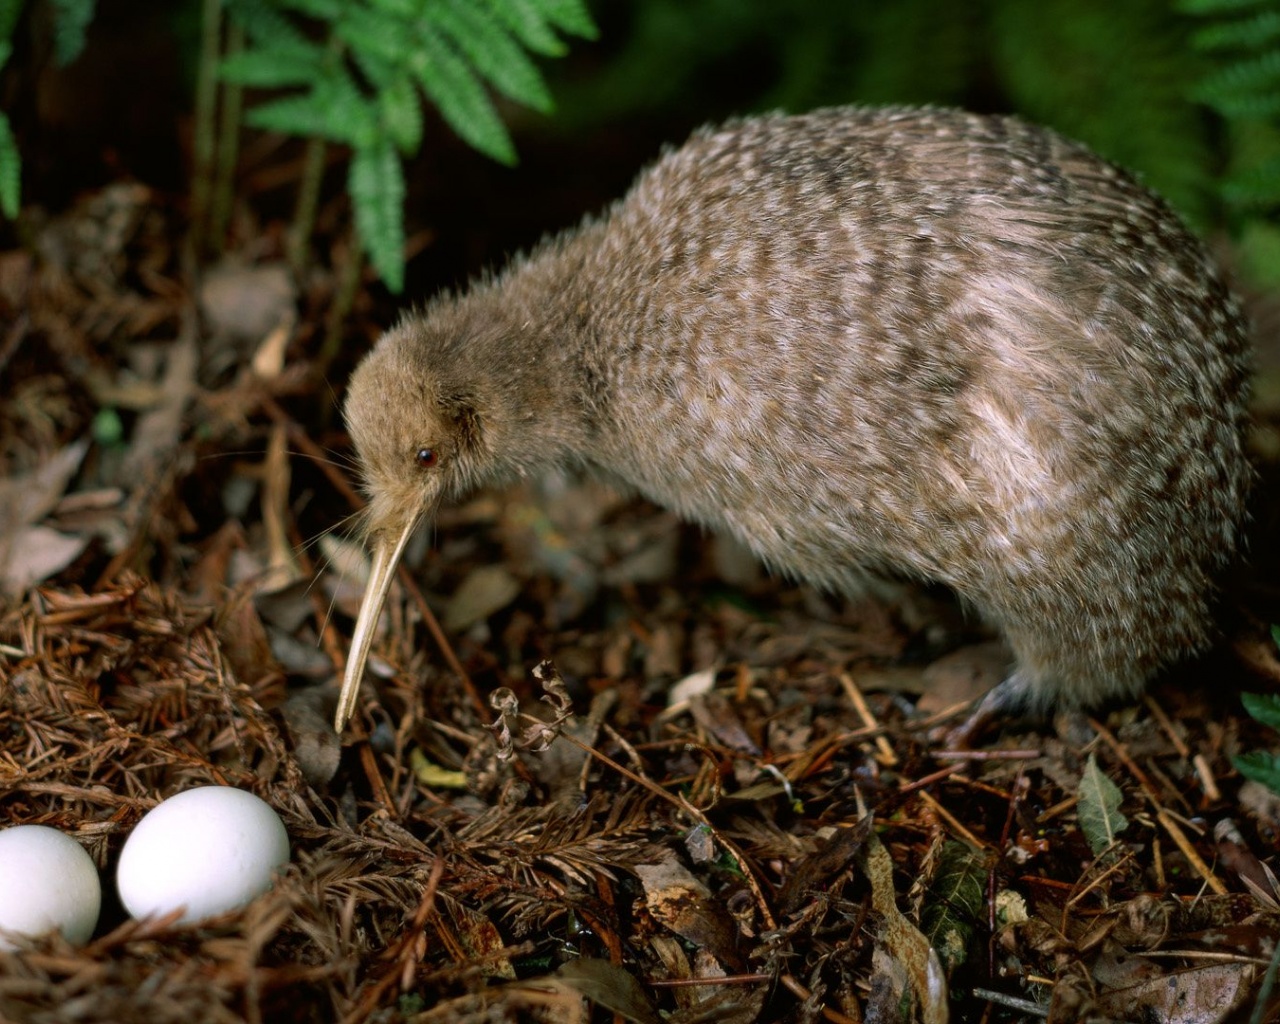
[336,105,1251,735]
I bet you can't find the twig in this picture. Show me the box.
[317,235,367,384]
[210,19,245,253]
[838,671,897,765]
[1144,694,1191,759]
[1091,718,1228,895]
[341,858,443,1024]
[970,987,1049,1017]
[190,0,222,256]
[778,973,862,1023]
[913,790,988,849]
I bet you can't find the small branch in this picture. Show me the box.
[317,232,366,387]
[210,19,245,254]
[288,136,328,276]
[191,0,223,256]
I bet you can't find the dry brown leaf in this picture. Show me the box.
[634,854,745,973]
[0,525,88,594]
[444,564,521,632]
[864,830,950,1024]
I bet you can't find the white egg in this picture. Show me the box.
[116,787,290,924]
[0,825,101,950]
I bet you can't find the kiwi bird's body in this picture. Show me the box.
[340,106,1251,730]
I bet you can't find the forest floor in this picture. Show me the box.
[2,113,1280,1024]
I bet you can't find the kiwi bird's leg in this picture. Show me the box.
[335,515,422,732]
[942,671,1035,749]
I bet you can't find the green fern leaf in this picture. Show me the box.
[1199,92,1280,118]
[411,25,517,163]
[226,0,314,52]
[483,0,567,56]
[1234,750,1280,792]
[368,0,419,17]
[51,0,95,66]
[1195,50,1280,116]
[0,40,11,70]
[220,46,326,87]
[431,0,553,112]
[276,0,343,17]
[335,7,409,87]
[381,73,422,154]
[529,0,597,39]
[0,113,18,218]
[1242,691,1280,730]
[335,3,409,62]
[349,135,405,293]
[247,93,341,139]
[248,70,378,148]
[1178,0,1272,13]
[1191,10,1280,50]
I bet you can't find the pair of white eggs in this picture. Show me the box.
[0,787,289,951]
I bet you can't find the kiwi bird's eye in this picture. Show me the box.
[415,448,438,469]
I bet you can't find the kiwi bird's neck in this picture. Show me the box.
[444,231,605,481]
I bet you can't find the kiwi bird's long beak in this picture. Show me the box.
[334,515,421,733]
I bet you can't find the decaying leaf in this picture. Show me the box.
[552,959,662,1024]
[778,817,873,916]
[920,841,987,976]
[444,563,521,631]
[1078,753,1129,855]
[279,686,342,787]
[635,852,745,973]
[0,439,91,595]
[0,438,89,533]
[488,661,575,759]
[1077,939,1258,1024]
[0,525,88,594]
[864,828,950,1024]
[409,747,469,790]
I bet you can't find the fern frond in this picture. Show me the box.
[411,25,517,163]
[380,73,422,154]
[1184,0,1280,225]
[220,46,327,87]
[51,0,95,66]
[367,0,418,16]
[247,68,378,147]
[276,0,342,16]
[483,0,567,56]
[349,135,406,292]
[221,0,591,290]
[431,0,554,112]
[0,113,18,218]
[1178,0,1271,13]
[333,5,407,66]
[226,0,314,52]
[529,0,597,39]
[1195,50,1280,116]
[1191,9,1280,50]
[336,8,406,88]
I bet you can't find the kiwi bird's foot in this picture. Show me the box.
[934,671,1035,749]
[934,671,1099,748]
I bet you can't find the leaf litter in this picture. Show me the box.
[0,181,1278,1024]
